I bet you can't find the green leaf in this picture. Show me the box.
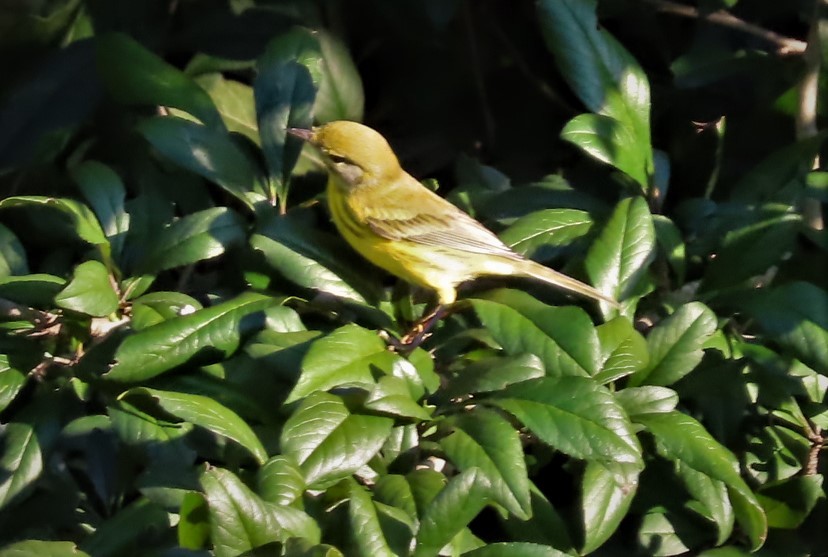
[124,387,268,464]
[0,541,90,557]
[196,74,259,144]
[499,208,594,262]
[701,213,801,292]
[71,161,130,261]
[255,28,320,206]
[348,480,397,557]
[756,475,824,529]
[585,196,655,316]
[105,292,275,382]
[0,274,65,308]
[0,196,107,249]
[257,455,305,505]
[748,281,828,375]
[138,207,247,273]
[580,462,636,554]
[315,30,365,122]
[0,355,27,413]
[96,33,223,130]
[0,422,42,510]
[537,0,653,188]
[78,498,170,557]
[615,386,678,417]
[178,491,211,550]
[281,392,394,488]
[630,302,718,387]
[108,400,195,466]
[130,291,204,330]
[287,324,392,403]
[0,224,28,278]
[138,116,265,210]
[500,483,575,550]
[480,290,601,376]
[492,377,642,487]
[470,298,590,377]
[637,411,767,550]
[201,467,320,557]
[462,543,570,557]
[365,375,432,420]
[441,408,531,519]
[594,316,649,384]
[251,212,380,304]
[444,354,545,398]
[561,114,649,189]
[677,463,734,545]
[413,468,491,557]
[54,260,119,316]
[652,215,686,283]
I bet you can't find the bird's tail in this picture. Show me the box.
[515,259,620,308]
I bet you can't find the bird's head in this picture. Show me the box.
[288,121,402,188]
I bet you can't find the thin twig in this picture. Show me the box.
[642,0,807,55]
[797,0,826,232]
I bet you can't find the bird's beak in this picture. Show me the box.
[287,127,315,143]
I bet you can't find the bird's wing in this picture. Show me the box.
[358,176,521,260]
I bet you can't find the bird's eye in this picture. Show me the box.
[328,154,350,165]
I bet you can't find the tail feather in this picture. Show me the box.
[516,259,620,308]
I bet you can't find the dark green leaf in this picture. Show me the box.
[638,412,767,550]
[444,354,545,397]
[499,209,593,261]
[364,376,432,420]
[0,274,65,308]
[0,196,107,249]
[178,491,210,550]
[55,260,119,316]
[78,498,170,557]
[653,215,686,283]
[580,462,636,554]
[0,355,26,413]
[281,392,393,488]
[315,30,365,122]
[537,0,653,188]
[71,161,130,261]
[255,28,320,205]
[462,543,570,557]
[287,324,393,403]
[0,224,28,278]
[585,196,655,316]
[97,33,223,130]
[748,281,828,375]
[594,316,649,384]
[441,408,531,519]
[677,463,734,545]
[196,74,258,144]
[492,377,642,486]
[757,475,824,529]
[615,386,678,417]
[257,455,305,505]
[0,540,91,557]
[201,467,320,557]
[630,302,717,387]
[138,117,266,209]
[348,480,397,557]
[251,212,380,304]
[124,387,268,464]
[413,468,491,557]
[0,422,42,510]
[105,292,275,381]
[138,207,247,273]
[561,113,649,189]
[470,298,590,377]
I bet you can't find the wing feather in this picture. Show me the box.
[357,176,521,260]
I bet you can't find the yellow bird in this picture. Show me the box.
[288,121,618,342]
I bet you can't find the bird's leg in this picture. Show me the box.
[388,304,448,351]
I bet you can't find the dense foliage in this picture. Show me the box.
[0,0,826,555]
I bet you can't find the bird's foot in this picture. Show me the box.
[383,305,447,353]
